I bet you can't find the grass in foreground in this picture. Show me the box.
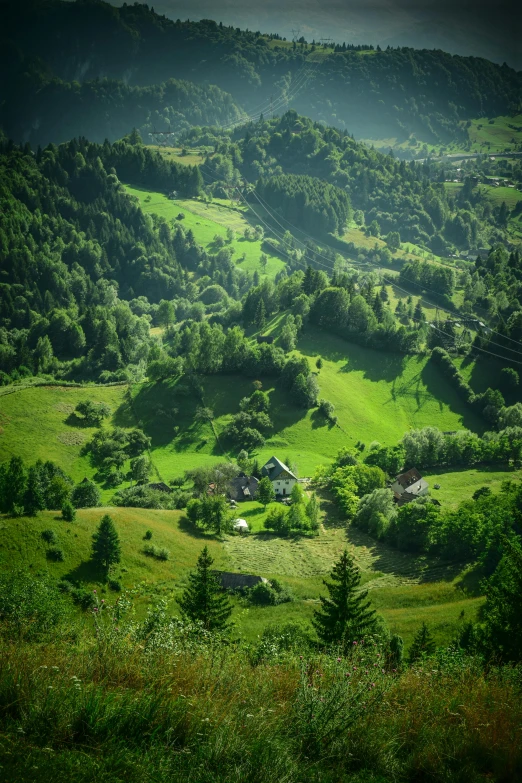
[1,633,520,783]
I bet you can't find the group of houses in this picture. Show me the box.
[227,456,298,502]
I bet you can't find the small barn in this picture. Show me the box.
[212,571,267,590]
[228,474,259,501]
[147,482,172,493]
[232,518,249,533]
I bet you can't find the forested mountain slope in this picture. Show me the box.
[1,0,521,146]
[189,112,515,253]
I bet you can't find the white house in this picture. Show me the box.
[261,456,297,497]
[391,468,429,505]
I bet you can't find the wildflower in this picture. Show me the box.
[93,607,98,612]
[93,590,97,594]
[382,669,385,673]
[345,672,350,677]
[353,641,357,645]
[336,657,341,662]
[353,666,357,670]
[371,683,376,688]
[101,599,105,603]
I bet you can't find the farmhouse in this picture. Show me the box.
[391,467,429,505]
[228,474,259,501]
[261,456,297,496]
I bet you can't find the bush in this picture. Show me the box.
[144,530,153,540]
[47,546,65,562]
[70,586,96,610]
[109,579,122,592]
[71,479,100,508]
[61,500,76,522]
[143,544,170,560]
[247,580,293,606]
[41,528,57,544]
[0,571,68,638]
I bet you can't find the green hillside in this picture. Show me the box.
[0,505,483,648]
[0,326,484,484]
[126,186,286,280]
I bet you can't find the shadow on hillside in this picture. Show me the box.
[320,490,347,530]
[298,329,409,383]
[310,408,337,430]
[178,515,219,540]
[63,558,107,585]
[420,361,484,433]
[346,526,467,585]
[64,412,89,428]
[337,351,409,384]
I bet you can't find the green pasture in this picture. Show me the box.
[125,186,286,280]
[0,504,483,648]
[0,384,131,503]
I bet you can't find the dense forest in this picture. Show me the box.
[1,75,242,149]
[190,111,514,253]
[1,0,521,147]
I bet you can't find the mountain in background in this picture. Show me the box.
[134,0,522,70]
[1,0,520,149]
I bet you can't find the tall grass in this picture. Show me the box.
[1,618,520,783]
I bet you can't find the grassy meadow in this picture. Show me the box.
[0,503,484,648]
[126,185,286,280]
[0,321,496,651]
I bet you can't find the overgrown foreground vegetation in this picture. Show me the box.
[1,610,521,783]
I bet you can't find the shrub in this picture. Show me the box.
[144,530,153,540]
[109,579,122,592]
[71,479,100,508]
[0,570,68,638]
[47,546,65,562]
[41,528,57,544]
[61,500,76,522]
[143,544,170,560]
[70,586,96,610]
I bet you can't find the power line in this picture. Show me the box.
[197,163,522,357]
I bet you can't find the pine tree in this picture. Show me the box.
[177,546,232,632]
[24,465,46,516]
[313,549,378,647]
[91,514,121,575]
[255,298,266,329]
[407,622,436,665]
[0,456,27,514]
[482,536,522,663]
[257,476,275,508]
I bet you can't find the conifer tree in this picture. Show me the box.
[91,514,121,575]
[313,549,378,647]
[177,546,232,632]
[482,536,522,663]
[255,298,266,329]
[407,622,436,665]
[24,465,46,516]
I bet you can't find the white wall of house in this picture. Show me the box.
[272,477,297,495]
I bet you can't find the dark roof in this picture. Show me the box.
[228,475,259,501]
[212,571,264,589]
[395,468,422,489]
[261,456,297,482]
[148,482,172,493]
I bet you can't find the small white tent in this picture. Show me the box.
[232,518,249,533]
